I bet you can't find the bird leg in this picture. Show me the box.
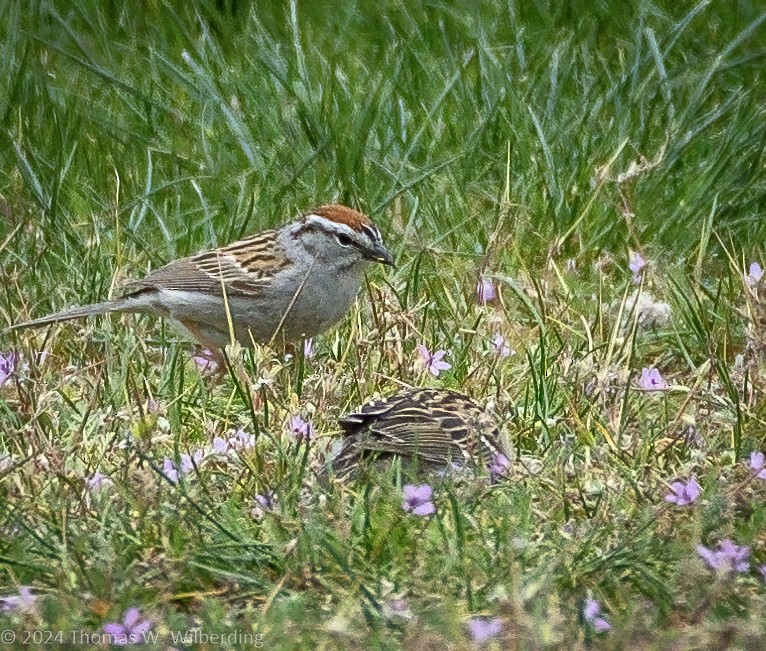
[179,320,227,371]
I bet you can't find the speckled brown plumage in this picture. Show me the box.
[328,388,503,479]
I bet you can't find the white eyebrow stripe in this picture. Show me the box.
[305,214,358,236]
[361,224,381,242]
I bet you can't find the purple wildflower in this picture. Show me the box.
[86,471,113,492]
[583,598,611,632]
[230,428,255,449]
[745,262,763,288]
[288,415,313,441]
[417,344,452,377]
[0,586,37,614]
[664,476,701,506]
[383,598,413,620]
[303,338,315,358]
[162,449,204,484]
[629,251,646,282]
[389,599,409,616]
[749,452,766,479]
[192,349,219,374]
[214,429,255,455]
[255,491,277,509]
[252,490,278,518]
[489,453,511,482]
[476,277,497,304]
[402,484,435,516]
[162,458,179,484]
[212,436,230,454]
[467,617,503,643]
[102,607,153,646]
[180,449,204,474]
[696,539,750,573]
[760,565,766,582]
[637,367,668,391]
[0,351,16,387]
[491,333,512,358]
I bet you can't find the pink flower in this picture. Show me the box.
[255,492,276,509]
[385,599,412,620]
[629,251,646,282]
[192,349,219,373]
[489,453,511,482]
[491,333,512,358]
[697,539,750,573]
[664,476,701,506]
[0,351,17,387]
[289,415,313,440]
[251,490,278,518]
[745,262,763,288]
[749,451,766,479]
[417,344,452,377]
[0,586,37,614]
[162,449,204,483]
[162,458,179,483]
[402,484,435,516]
[213,429,255,454]
[180,449,205,474]
[476,277,497,304]
[230,428,255,449]
[212,436,230,454]
[637,367,668,390]
[467,617,502,642]
[86,471,113,492]
[103,607,152,646]
[583,598,611,632]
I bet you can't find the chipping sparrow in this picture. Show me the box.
[327,388,503,478]
[7,204,394,352]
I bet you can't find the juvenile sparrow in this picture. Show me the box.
[7,204,394,352]
[327,388,504,479]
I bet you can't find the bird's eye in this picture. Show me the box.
[336,234,353,247]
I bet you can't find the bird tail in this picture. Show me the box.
[5,300,126,333]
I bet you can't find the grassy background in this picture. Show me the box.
[1,0,766,648]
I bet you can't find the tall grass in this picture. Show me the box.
[1,1,766,648]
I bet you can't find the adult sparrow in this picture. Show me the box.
[7,204,394,354]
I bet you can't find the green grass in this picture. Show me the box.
[1,0,766,648]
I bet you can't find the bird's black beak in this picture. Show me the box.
[365,242,395,267]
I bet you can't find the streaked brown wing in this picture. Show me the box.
[120,230,289,297]
[334,389,501,475]
[362,406,470,463]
